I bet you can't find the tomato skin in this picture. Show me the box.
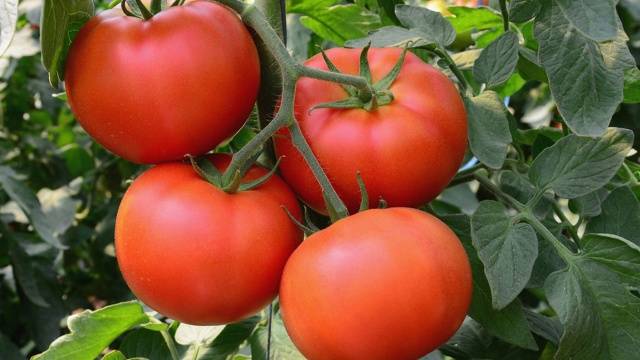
[274,48,467,214]
[65,1,260,164]
[115,155,302,325]
[280,208,472,360]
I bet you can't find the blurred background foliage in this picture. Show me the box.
[0,0,638,358]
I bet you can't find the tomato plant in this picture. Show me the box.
[280,208,471,360]
[65,0,260,164]
[115,155,302,325]
[1,0,639,359]
[275,48,467,215]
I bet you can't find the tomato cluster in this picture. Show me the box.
[65,1,472,358]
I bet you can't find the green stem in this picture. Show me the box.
[552,201,582,248]
[523,212,577,262]
[297,65,373,94]
[289,119,350,219]
[474,172,577,263]
[499,0,509,31]
[422,46,469,92]
[473,171,525,212]
[214,0,350,217]
[449,164,484,187]
[160,329,179,360]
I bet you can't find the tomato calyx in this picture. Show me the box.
[187,155,282,194]
[311,45,408,112]
[119,0,186,20]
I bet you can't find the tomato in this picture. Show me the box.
[115,155,302,325]
[274,48,467,214]
[65,1,260,164]
[280,208,472,360]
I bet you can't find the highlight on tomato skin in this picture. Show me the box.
[279,207,473,360]
[274,48,468,215]
[64,0,261,164]
[114,155,303,325]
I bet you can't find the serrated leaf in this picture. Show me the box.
[529,128,634,199]
[555,0,617,42]
[586,186,640,245]
[395,5,456,46]
[569,188,609,218]
[32,302,149,360]
[0,166,65,249]
[524,310,562,346]
[40,0,94,87]
[623,67,640,104]
[471,201,538,309]
[441,215,538,350]
[288,0,381,46]
[508,0,541,23]
[545,234,640,359]
[463,92,512,169]
[0,0,18,56]
[535,0,623,136]
[473,31,520,88]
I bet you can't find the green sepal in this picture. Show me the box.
[187,155,223,186]
[150,0,162,13]
[356,172,369,212]
[374,47,409,91]
[304,207,321,233]
[237,157,284,192]
[320,48,357,97]
[282,206,317,236]
[359,44,373,84]
[310,97,365,111]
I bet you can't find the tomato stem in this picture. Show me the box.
[499,0,510,32]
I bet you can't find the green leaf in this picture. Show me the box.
[447,6,503,34]
[529,128,634,199]
[32,301,149,360]
[471,201,538,310]
[473,31,520,88]
[40,0,94,87]
[524,310,562,346]
[586,186,640,245]
[182,317,260,360]
[508,0,541,23]
[175,324,225,346]
[0,0,18,56]
[346,26,430,48]
[395,5,456,46]
[250,313,305,360]
[8,238,49,307]
[545,234,640,359]
[119,328,178,360]
[623,67,640,104]
[534,0,624,136]
[463,91,512,169]
[441,215,538,350]
[102,351,127,360]
[569,188,609,218]
[287,0,381,46]
[0,166,65,249]
[499,170,552,219]
[0,332,23,360]
[555,0,617,42]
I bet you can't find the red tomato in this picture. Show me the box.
[274,48,467,214]
[280,208,472,360]
[115,155,302,325]
[65,1,260,164]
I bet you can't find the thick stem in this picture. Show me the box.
[473,172,525,212]
[160,329,179,360]
[499,0,509,31]
[289,119,350,219]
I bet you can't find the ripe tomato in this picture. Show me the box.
[115,155,302,325]
[274,48,467,214]
[280,208,472,360]
[65,1,260,164]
